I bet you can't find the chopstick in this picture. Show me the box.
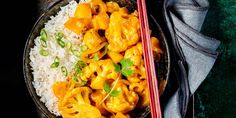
[137,0,162,118]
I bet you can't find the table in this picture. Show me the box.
[194,0,236,117]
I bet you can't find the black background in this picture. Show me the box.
[1,0,38,117]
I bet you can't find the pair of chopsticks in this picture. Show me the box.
[137,0,162,118]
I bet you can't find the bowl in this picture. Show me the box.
[23,0,170,117]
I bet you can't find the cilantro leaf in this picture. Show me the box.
[104,82,112,92]
[113,58,134,77]
[122,68,134,77]
[113,63,121,73]
[120,58,133,68]
[120,58,134,77]
[110,90,121,97]
[103,82,120,97]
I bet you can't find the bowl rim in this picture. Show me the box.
[23,0,171,117]
[23,0,66,117]
[149,14,171,95]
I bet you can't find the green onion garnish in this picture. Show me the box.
[71,76,87,86]
[50,56,60,68]
[80,79,87,86]
[72,76,78,82]
[71,49,80,57]
[61,66,68,76]
[66,42,72,49]
[54,56,60,62]
[40,29,48,48]
[40,38,47,48]
[39,49,49,56]
[50,62,59,68]
[74,60,86,74]
[56,32,63,39]
[80,45,88,52]
[40,29,47,41]
[58,40,65,48]
[55,32,65,48]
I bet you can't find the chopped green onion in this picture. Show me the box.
[58,40,65,48]
[75,66,82,74]
[50,56,60,68]
[71,76,78,82]
[71,49,80,57]
[70,60,87,84]
[66,42,72,49]
[50,62,59,68]
[80,45,88,52]
[80,79,87,86]
[39,49,49,56]
[93,53,99,61]
[40,28,47,41]
[40,38,47,48]
[54,56,60,62]
[55,32,65,48]
[76,60,86,68]
[61,66,68,76]
[74,60,86,74]
[40,29,48,48]
[56,32,64,39]
[71,76,87,86]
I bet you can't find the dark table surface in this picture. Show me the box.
[194,0,236,117]
[1,0,235,117]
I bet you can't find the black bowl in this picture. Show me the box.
[23,0,170,117]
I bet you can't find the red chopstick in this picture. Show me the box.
[137,0,162,118]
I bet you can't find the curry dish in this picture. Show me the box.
[52,0,162,117]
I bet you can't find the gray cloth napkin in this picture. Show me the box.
[163,0,220,117]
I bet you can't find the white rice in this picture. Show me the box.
[29,0,88,115]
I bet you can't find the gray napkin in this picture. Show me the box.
[163,0,220,117]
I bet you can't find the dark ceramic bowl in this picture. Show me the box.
[23,0,170,117]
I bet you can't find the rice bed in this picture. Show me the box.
[29,0,88,115]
